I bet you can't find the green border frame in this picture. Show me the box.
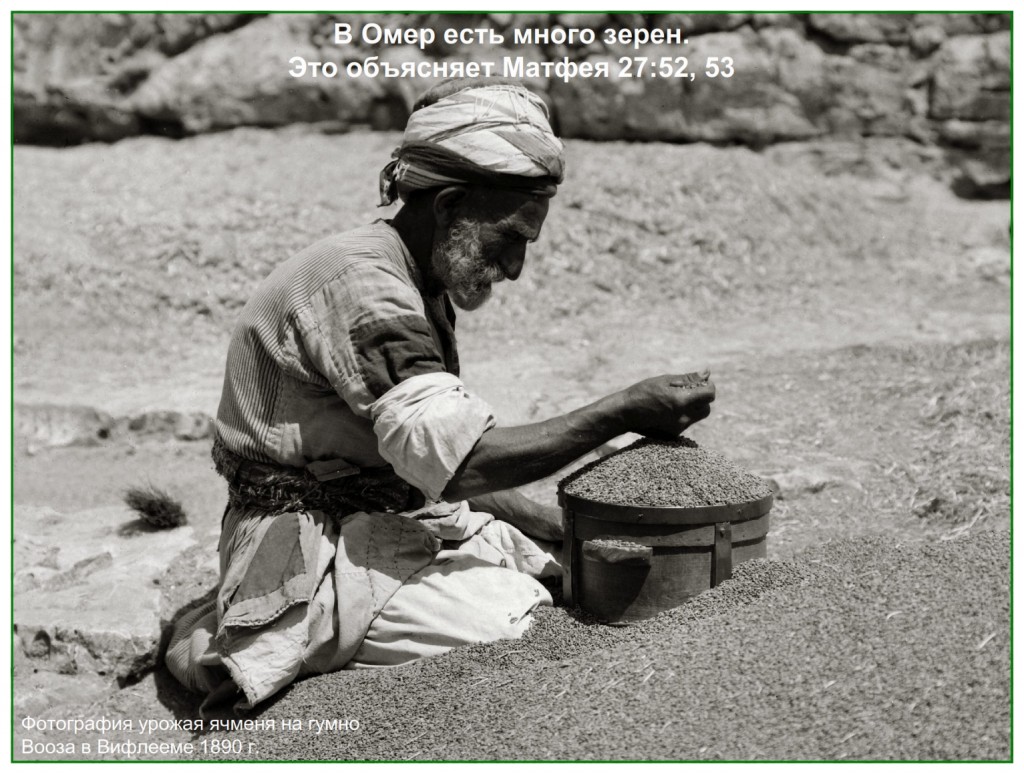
[6,7,1015,769]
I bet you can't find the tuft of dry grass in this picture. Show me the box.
[123,485,188,529]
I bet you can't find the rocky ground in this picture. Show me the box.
[14,12,1011,201]
[12,128,1010,762]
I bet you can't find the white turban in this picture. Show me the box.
[379,83,565,205]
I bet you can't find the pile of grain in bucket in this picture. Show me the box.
[559,438,772,508]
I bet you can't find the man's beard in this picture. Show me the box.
[433,219,504,311]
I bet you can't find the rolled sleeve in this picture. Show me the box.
[370,372,496,501]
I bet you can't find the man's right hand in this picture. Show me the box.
[622,370,716,440]
[442,370,716,500]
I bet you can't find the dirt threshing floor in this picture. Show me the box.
[12,128,1010,761]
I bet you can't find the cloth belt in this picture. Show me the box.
[211,436,425,515]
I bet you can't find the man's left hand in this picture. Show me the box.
[466,489,563,543]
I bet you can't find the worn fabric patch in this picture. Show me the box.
[350,314,446,399]
[424,294,460,376]
[229,512,307,606]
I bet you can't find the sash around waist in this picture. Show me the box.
[211,435,425,515]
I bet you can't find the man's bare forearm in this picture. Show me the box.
[442,373,716,501]
[443,392,634,501]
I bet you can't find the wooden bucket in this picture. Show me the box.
[559,490,772,623]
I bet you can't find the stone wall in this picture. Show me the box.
[13,12,1010,194]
